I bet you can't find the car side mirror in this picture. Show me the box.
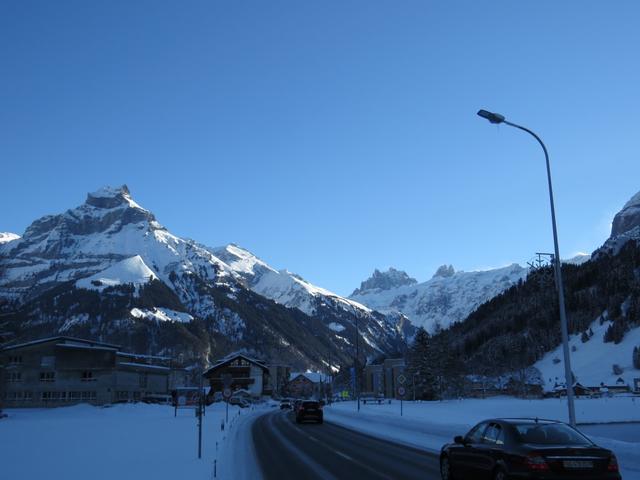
[454,435,465,444]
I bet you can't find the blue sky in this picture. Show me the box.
[2,1,639,296]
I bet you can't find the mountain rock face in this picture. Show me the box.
[596,190,640,258]
[209,244,410,353]
[611,190,640,237]
[0,186,405,369]
[350,263,527,333]
[351,268,417,296]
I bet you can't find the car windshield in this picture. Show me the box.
[514,423,592,445]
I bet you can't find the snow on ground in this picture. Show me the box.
[130,307,194,323]
[325,397,640,477]
[535,317,640,391]
[76,255,157,292]
[1,402,265,480]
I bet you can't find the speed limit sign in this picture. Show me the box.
[397,386,406,397]
[223,388,232,399]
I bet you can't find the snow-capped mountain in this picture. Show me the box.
[0,186,404,369]
[350,264,528,332]
[0,232,20,244]
[208,244,410,352]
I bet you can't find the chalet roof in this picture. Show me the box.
[202,353,269,377]
[1,336,120,352]
[289,372,329,384]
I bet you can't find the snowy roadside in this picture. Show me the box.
[324,397,640,477]
[0,402,265,480]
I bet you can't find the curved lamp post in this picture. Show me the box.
[477,109,576,426]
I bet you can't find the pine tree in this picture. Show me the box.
[406,327,436,400]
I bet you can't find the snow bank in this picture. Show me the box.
[0,402,263,480]
[325,398,640,477]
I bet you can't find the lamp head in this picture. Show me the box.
[477,109,505,124]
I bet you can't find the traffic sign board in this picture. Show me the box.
[397,386,406,397]
[222,388,232,399]
[397,374,406,385]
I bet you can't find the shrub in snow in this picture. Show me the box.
[612,364,623,375]
[571,345,577,352]
[581,331,589,343]
[552,357,561,365]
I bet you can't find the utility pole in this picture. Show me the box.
[355,314,360,412]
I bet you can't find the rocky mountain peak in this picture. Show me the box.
[432,264,455,278]
[611,190,640,238]
[85,185,138,209]
[351,267,417,296]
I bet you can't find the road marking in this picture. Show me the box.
[334,450,353,461]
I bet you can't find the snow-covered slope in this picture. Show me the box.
[350,264,527,332]
[209,244,409,351]
[534,316,640,391]
[0,232,20,244]
[76,255,158,292]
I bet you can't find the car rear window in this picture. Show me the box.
[302,401,320,408]
[514,423,592,445]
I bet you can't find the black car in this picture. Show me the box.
[440,418,621,480]
[295,400,323,424]
[280,399,292,410]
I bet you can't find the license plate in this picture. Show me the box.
[563,460,593,469]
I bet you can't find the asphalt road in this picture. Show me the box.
[252,409,441,480]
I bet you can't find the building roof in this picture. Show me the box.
[203,353,269,377]
[117,361,171,372]
[56,343,118,352]
[289,372,329,384]
[1,336,120,352]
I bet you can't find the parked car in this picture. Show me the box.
[280,399,292,410]
[228,397,250,408]
[295,400,323,424]
[440,418,620,480]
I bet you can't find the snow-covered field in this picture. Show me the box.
[0,402,263,480]
[325,397,640,478]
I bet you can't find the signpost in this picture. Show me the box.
[397,374,406,417]
[222,374,233,423]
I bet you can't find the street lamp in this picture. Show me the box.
[477,109,577,426]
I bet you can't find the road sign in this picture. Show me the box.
[397,386,406,397]
[222,388,232,399]
[397,374,406,385]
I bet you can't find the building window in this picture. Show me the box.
[41,356,55,368]
[8,355,23,365]
[6,372,22,383]
[139,373,148,388]
[40,372,56,382]
[24,391,33,401]
[81,371,96,382]
[117,391,129,401]
[69,392,82,400]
